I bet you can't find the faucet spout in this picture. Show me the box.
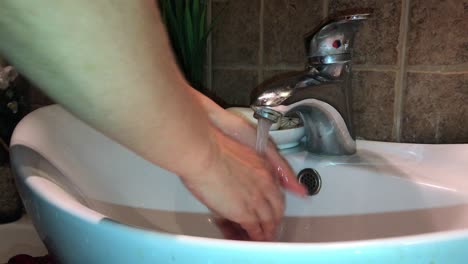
[269,98,356,155]
[250,69,357,155]
[250,11,370,155]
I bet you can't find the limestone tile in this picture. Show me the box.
[212,69,258,106]
[408,0,468,65]
[262,69,303,82]
[264,0,323,65]
[212,0,260,66]
[401,73,468,143]
[352,71,396,141]
[329,0,401,65]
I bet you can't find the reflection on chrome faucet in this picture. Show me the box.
[251,11,371,156]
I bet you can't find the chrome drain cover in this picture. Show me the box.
[297,168,322,195]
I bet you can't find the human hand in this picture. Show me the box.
[208,110,307,196]
[214,218,250,241]
[181,127,286,241]
[187,87,307,196]
[181,87,306,241]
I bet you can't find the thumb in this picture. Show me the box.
[265,143,307,196]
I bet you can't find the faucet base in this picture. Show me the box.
[272,99,356,155]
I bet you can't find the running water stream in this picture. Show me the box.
[255,118,273,154]
[256,117,286,240]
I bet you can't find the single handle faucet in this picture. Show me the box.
[250,11,370,155]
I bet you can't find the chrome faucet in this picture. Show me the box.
[251,12,370,155]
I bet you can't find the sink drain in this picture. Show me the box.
[297,168,322,195]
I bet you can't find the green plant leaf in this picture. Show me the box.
[158,0,219,90]
[165,1,186,63]
[193,0,201,44]
[199,3,206,42]
[174,0,184,24]
[160,0,167,23]
[185,1,194,71]
[203,2,226,41]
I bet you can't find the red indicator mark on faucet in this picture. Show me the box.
[332,39,341,49]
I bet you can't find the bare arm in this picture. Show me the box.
[0,0,305,241]
[0,0,215,178]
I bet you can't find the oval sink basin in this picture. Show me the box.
[10,105,468,263]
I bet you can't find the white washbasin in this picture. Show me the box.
[10,105,468,263]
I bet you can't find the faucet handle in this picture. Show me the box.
[304,10,371,65]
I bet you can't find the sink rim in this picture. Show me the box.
[10,105,468,247]
[19,170,468,248]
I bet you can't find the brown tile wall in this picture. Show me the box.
[407,0,468,65]
[263,0,323,65]
[212,0,260,66]
[6,1,465,142]
[207,0,468,144]
[352,71,396,141]
[5,1,467,143]
[329,0,402,65]
[402,73,468,143]
[212,69,258,106]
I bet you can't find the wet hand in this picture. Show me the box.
[181,127,286,241]
[185,88,306,240]
[208,109,307,196]
[188,87,306,196]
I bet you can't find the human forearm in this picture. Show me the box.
[0,0,216,177]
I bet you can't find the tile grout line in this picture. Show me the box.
[214,64,398,71]
[407,70,468,74]
[213,61,467,73]
[407,64,468,74]
[211,62,468,74]
[258,0,265,85]
[392,0,411,142]
[206,0,213,91]
[354,65,399,72]
[213,65,258,70]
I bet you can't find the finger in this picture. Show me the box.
[212,110,257,146]
[265,146,307,196]
[264,180,285,226]
[257,169,284,225]
[215,219,249,241]
[252,195,277,241]
[240,220,265,241]
[257,159,285,226]
[239,192,274,241]
[246,186,275,241]
[277,165,307,196]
